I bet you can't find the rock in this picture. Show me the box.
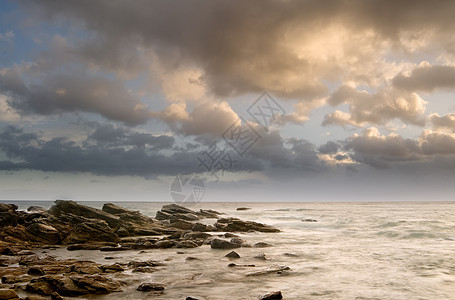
[132,267,156,273]
[0,204,19,227]
[2,274,31,284]
[17,250,35,255]
[198,209,221,218]
[28,267,45,276]
[59,215,118,244]
[160,204,195,215]
[210,238,240,250]
[227,263,255,267]
[225,251,240,259]
[236,207,251,211]
[230,237,249,247]
[176,240,199,248]
[185,256,199,261]
[137,283,165,292]
[169,220,194,230]
[183,232,211,240]
[253,253,268,260]
[246,265,290,276]
[223,232,238,238]
[66,243,116,251]
[302,219,317,222]
[25,296,48,300]
[70,275,122,294]
[27,206,47,213]
[186,297,201,300]
[283,253,298,257]
[155,240,174,248]
[99,246,131,252]
[26,223,60,244]
[128,260,164,268]
[0,289,19,300]
[254,242,273,248]
[191,223,210,232]
[261,291,283,300]
[49,200,120,228]
[101,203,131,215]
[214,218,279,233]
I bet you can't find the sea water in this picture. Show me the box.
[5,201,455,299]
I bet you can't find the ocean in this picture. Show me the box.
[4,201,455,299]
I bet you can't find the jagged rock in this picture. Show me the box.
[26,223,60,244]
[137,283,165,292]
[155,240,174,248]
[191,223,210,232]
[182,232,211,240]
[161,204,195,215]
[128,260,164,268]
[101,203,131,215]
[214,218,279,233]
[246,265,290,276]
[132,267,156,273]
[0,204,19,227]
[198,209,221,218]
[100,264,124,273]
[225,251,240,259]
[210,238,240,250]
[49,200,119,228]
[230,237,248,246]
[176,240,199,248]
[59,214,118,244]
[0,288,19,300]
[254,242,273,248]
[261,291,283,300]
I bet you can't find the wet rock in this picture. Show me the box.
[186,297,201,300]
[183,232,211,240]
[253,253,268,260]
[246,265,290,276]
[2,274,31,284]
[176,240,199,248]
[28,267,45,276]
[198,209,221,218]
[26,223,60,244]
[128,260,164,268]
[66,243,117,251]
[155,240,174,248]
[261,291,283,300]
[100,263,124,273]
[160,204,196,216]
[59,215,118,244]
[191,223,210,232]
[223,233,238,238]
[283,253,298,257]
[227,263,255,267]
[70,275,122,294]
[230,237,249,247]
[24,296,48,300]
[185,256,199,261]
[0,204,19,227]
[0,289,19,300]
[101,203,131,215]
[254,242,273,248]
[210,238,240,250]
[214,218,279,233]
[17,250,35,255]
[137,283,165,292]
[236,207,251,211]
[225,251,240,259]
[132,267,156,273]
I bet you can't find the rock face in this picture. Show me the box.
[210,238,241,250]
[215,218,280,233]
[26,223,60,244]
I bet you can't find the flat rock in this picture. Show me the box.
[215,218,279,233]
[254,242,273,248]
[246,265,290,276]
[236,207,251,211]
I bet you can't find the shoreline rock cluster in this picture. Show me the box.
[0,201,285,299]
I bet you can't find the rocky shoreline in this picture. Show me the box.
[0,201,285,300]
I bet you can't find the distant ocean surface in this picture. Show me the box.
[2,200,455,299]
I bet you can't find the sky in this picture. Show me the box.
[1,0,455,202]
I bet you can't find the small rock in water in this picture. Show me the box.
[302,219,317,222]
[185,256,199,261]
[253,253,267,260]
[261,291,283,300]
[137,283,165,292]
[254,242,273,248]
[246,265,290,276]
[104,256,115,260]
[236,207,251,211]
[186,297,201,300]
[228,263,255,267]
[283,253,298,257]
[225,251,241,259]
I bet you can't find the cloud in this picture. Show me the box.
[324,85,427,127]
[430,113,455,132]
[0,67,153,125]
[419,130,455,155]
[392,63,455,92]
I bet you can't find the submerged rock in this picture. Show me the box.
[246,265,290,276]
[236,207,251,211]
[254,242,273,248]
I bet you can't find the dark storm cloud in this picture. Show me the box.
[0,68,152,125]
[393,65,455,92]
[23,0,455,100]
